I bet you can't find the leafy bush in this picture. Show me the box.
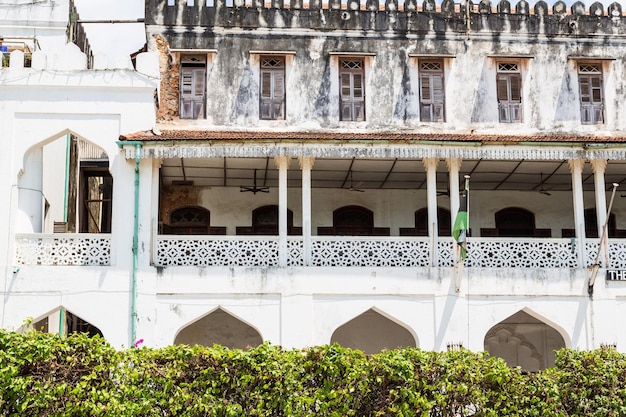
[1,329,626,416]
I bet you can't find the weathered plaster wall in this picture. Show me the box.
[148,0,626,133]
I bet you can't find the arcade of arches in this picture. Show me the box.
[28,306,567,372]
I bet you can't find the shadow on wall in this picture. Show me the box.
[175,308,263,349]
[330,308,418,355]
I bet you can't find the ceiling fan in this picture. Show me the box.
[538,173,551,196]
[347,170,364,192]
[240,169,269,194]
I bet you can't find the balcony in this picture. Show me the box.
[15,234,111,266]
[154,235,626,269]
[12,233,626,269]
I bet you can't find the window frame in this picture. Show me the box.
[339,58,366,122]
[578,62,604,125]
[79,164,113,234]
[259,55,286,120]
[496,61,522,123]
[179,54,207,120]
[418,60,445,122]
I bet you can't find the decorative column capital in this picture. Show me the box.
[274,156,291,169]
[446,158,462,172]
[590,159,607,174]
[422,157,439,171]
[567,159,585,173]
[298,156,315,170]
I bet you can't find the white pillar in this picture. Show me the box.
[423,158,439,266]
[591,159,609,266]
[591,160,608,238]
[17,147,44,233]
[447,158,462,229]
[275,156,290,267]
[299,157,314,266]
[569,159,586,268]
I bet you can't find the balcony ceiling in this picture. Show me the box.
[160,157,626,193]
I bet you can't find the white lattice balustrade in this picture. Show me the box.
[586,240,626,269]
[150,236,626,268]
[156,236,279,266]
[15,234,111,266]
[465,238,577,268]
[310,237,431,267]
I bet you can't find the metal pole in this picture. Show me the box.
[588,182,618,295]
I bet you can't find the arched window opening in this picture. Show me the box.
[162,206,226,235]
[330,309,417,354]
[31,307,103,338]
[21,134,111,234]
[484,310,566,372]
[481,207,551,237]
[400,207,451,236]
[175,308,263,349]
[318,205,390,236]
[236,205,301,235]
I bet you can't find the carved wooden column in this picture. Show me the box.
[447,158,462,233]
[275,156,290,267]
[299,157,314,266]
[423,158,439,266]
[569,159,586,268]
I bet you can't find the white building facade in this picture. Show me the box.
[2,0,626,372]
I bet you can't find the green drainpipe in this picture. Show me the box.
[117,141,143,347]
[58,307,65,337]
[131,142,141,347]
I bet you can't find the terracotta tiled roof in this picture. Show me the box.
[119,129,626,144]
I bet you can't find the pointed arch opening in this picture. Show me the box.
[484,310,566,372]
[174,307,263,349]
[19,132,111,234]
[28,307,103,338]
[330,308,417,354]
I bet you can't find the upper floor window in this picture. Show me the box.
[339,59,365,121]
[180,55,206,120]
[260,56,285,120]
[496,62,522,123]
[419,60,445,122]
[578,63,604,125]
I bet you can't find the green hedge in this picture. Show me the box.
[1,330,626,416]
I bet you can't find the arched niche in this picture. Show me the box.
[482,207,551,237]
[161,205,226,235]
[29,307,103,338]
[174,307,263,349]
[236,205,301,235]
[484,310,566,372]
[330,308,417,354]
[400,207,451,236]
[19,131,110,234]
[318,205,390,236]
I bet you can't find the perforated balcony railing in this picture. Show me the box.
[14,234,626,269]
[15,234,111,266]
[153,235,626,269]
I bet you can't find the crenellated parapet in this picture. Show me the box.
[146,0,625,38]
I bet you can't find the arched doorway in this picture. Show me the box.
[484,310,566,372]
[19,133,111,234]
[30,307,103,338]
[330,308,417,354]
[174,308,263,349]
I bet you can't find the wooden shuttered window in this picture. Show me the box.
[260,57,285,120]
[496,63,522,123]
[339,59,365,121]
[578,64,604,125]
[419,61,445,122]
[180,66,206,120]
